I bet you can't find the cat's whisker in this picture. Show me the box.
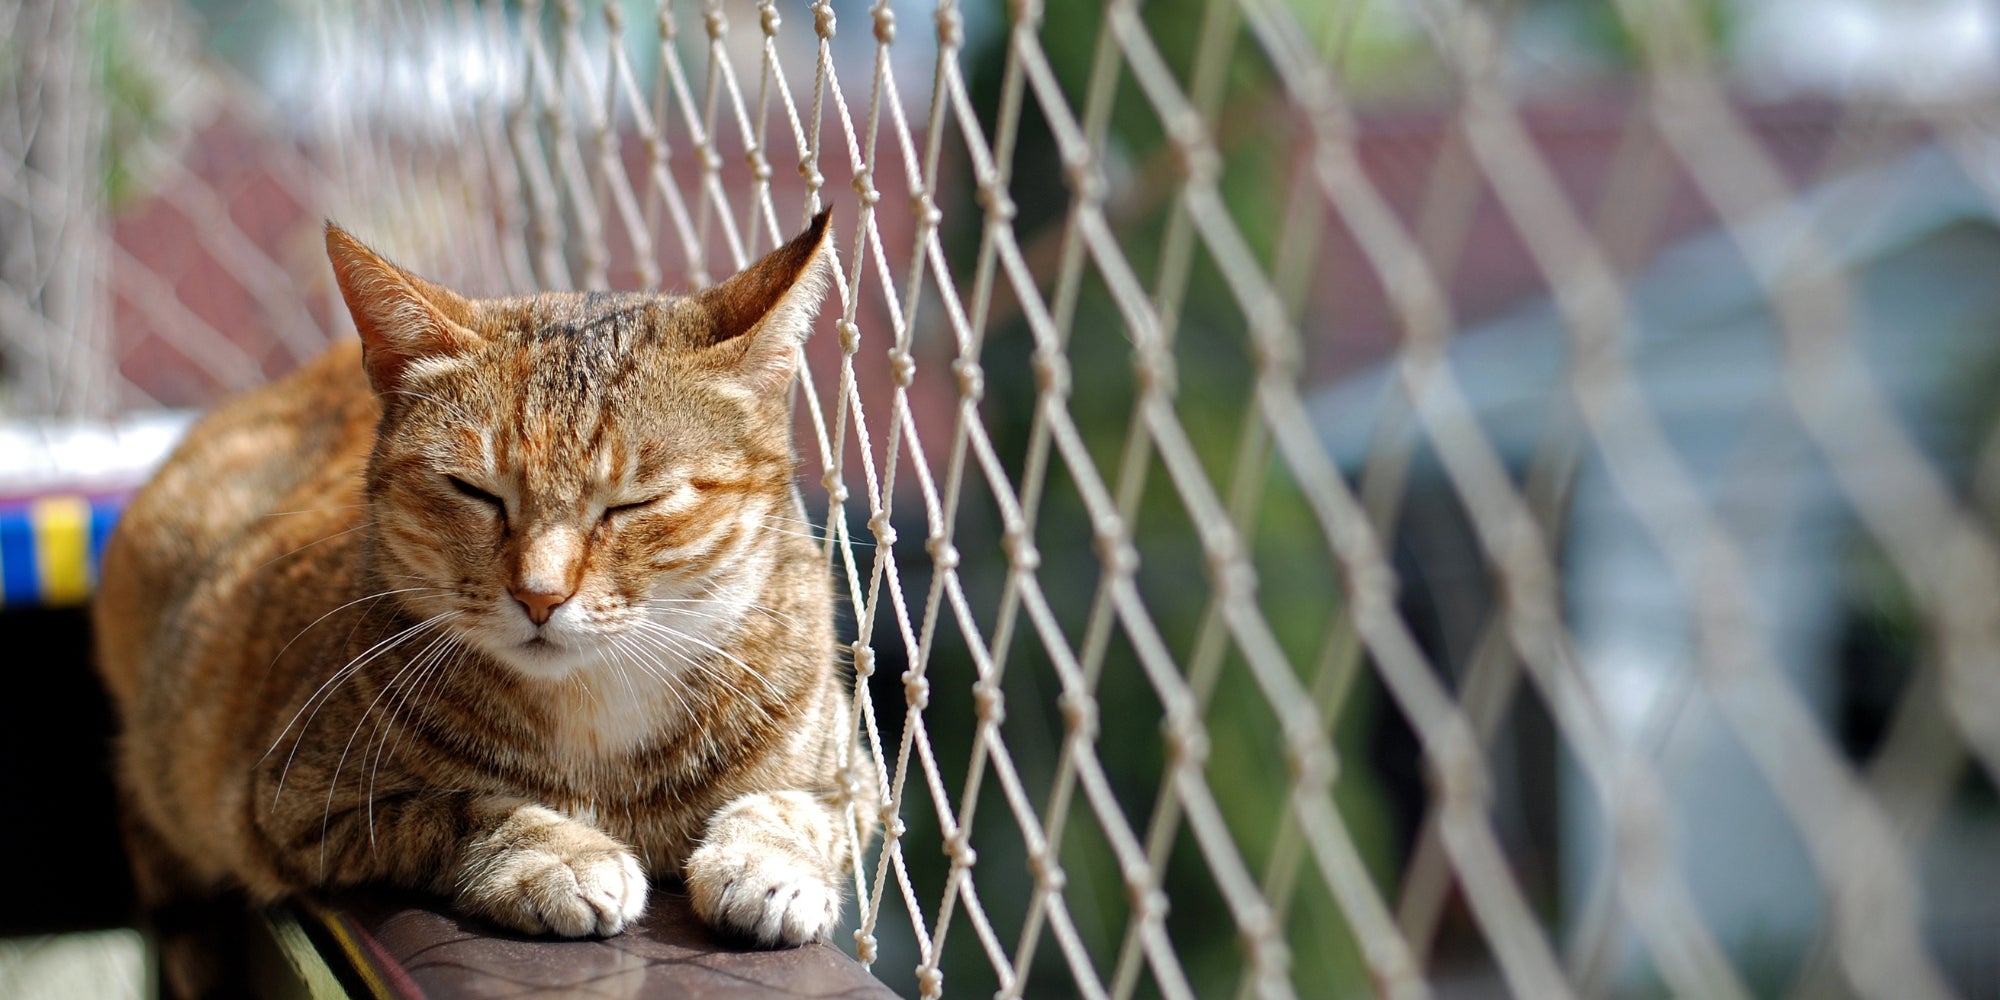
[269,610,461,808]
[253,523,373,573]
[265,586,454,685]
[603,647,644,713]
[363,632,465,846]
[327,620,462,862]
[639,596,801,630]
[259,503,370,519]
[267,602,455,759]
[376,638,468,794]
[624,621,784,721]
[687,577,810,634]
[757,511,833,530]
[365,626,464,812]
[619,626,778,726]
[383,388,482,428]
[631,614,773,687]
[754,524,865,547]
[605,643,697,728]
[756,512,873,547]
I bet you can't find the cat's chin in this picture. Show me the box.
[485,634,595,681]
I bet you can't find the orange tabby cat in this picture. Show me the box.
[95,211,873,996]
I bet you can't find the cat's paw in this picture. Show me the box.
[685,840,839,947]
[455,806,648,937]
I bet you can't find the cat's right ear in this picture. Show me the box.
[325,224,482,394]
[689,209,834,395]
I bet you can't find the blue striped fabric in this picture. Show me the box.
[0,503,34,605]
[0,495,128,607]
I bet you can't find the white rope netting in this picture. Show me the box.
[7,0,2000,997]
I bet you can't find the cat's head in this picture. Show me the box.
[326,214,833,681]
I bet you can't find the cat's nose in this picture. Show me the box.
[511,587,570,625]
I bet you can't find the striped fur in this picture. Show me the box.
[95,212,876,996]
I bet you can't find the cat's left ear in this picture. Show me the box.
[692,209,834,394]
[325,224,483,395]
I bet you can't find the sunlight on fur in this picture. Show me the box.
[93,211,878,999]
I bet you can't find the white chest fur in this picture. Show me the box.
[546,671,683,759]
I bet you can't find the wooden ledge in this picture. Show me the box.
[268,890,896,999]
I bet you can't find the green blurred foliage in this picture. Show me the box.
[906,0,1413,994]
[91,0,169,209]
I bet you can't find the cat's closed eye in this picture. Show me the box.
[601,497,659,523]
[447,475,507,519]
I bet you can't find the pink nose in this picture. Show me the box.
[511,587,570,625]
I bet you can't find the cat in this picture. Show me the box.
[93,209,875,997]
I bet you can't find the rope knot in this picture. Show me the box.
[1063,156,1104,203]
[1288,741,1335,787]
[935,6,963,48]
[851,168,880,205]
[951,358,985,402]
[912,191,941,228]
[975,182,1017,222]
[902,669,930,710]
[1027,849,1066,892]
[888,348,917,387]
[1121,863,1162,916]
[1132,347,1176,396]
[1001,528,1040,571]
[1162,712,1208,767]
[944,830,977,869]
[972,682,1005,724]
[1030,348,1069,399]
[868,510,897,547]
[1058,692,1097,739]
[925,534,960,571]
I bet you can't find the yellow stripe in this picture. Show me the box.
[304,902,398,1000]
[31,496,92,606]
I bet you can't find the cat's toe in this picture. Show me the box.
[567,849,649,936]
[463,843,648,938]
[686,843,839,947]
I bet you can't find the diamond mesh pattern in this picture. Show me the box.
[7,0,2000,996]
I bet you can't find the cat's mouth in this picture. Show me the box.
[486,631,590,680]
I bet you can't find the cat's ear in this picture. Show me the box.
[325,224,482,394]
[692,209,834,394]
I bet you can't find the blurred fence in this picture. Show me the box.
[8,0,2000,997]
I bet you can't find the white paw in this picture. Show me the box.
[462,840,648,937]
[685,842,839,947]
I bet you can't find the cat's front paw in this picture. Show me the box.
[455,805,648,937]
[685,840,839,947]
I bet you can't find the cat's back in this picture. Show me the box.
[96,339,379,713]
